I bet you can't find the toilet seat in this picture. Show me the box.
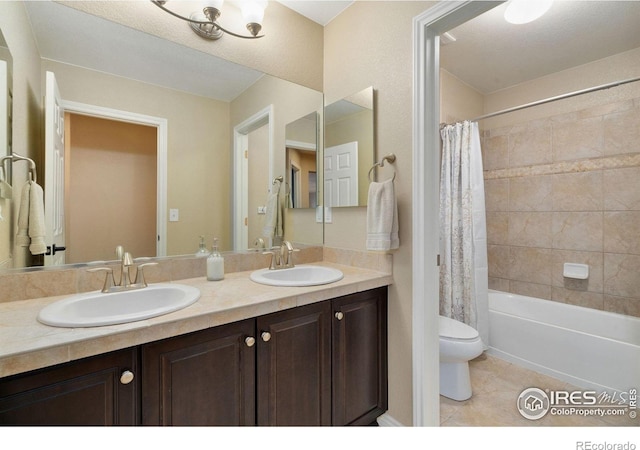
[439,315,479,341]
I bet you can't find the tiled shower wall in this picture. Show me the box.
[483,96,640,318]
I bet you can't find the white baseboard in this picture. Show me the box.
[376,413,405,427]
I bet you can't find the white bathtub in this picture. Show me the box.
[488,290,640,394]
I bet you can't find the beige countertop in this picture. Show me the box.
[0,261,392,379]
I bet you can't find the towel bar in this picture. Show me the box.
[368,153,396,183]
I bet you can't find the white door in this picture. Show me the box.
[324,141,358,207]
[44,71,66,266]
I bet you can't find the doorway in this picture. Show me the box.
[65,113,157,263]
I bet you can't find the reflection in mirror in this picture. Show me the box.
[0,29,12,269]
[286,112,318,209]
[324,86,374,208]
[1,1,324,271]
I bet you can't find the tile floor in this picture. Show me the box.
[440,353,638,427]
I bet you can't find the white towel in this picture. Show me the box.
[15,181,47,255]
[366,179,399,251]
[28,182,47,255]
[262,183,285,239]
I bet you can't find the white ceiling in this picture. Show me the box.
[276,0,354,26]
[440,1,640,94]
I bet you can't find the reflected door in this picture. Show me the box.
[44,71,65,266]
[324,142,358,207]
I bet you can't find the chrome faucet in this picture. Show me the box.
[262,240,299,270]
[88,246,158,293]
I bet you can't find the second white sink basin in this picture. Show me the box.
[37,283,200,328]
[250,265,344,287]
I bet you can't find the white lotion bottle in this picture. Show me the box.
[207,238,224,281]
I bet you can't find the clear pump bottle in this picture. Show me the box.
[195,235,210,257]
[207,238,224,281]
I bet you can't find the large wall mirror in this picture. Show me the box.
[0,29,12,269]
[1,2,324,271]
[324,86,374,208]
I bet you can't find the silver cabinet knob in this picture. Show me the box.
[120,370,134,385]
[335,311,344,321]
[245,336,256,347]
[261,331,272,342]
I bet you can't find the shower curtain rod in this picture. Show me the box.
[459,75,640,124]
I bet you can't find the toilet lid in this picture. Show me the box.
[439,315,479,340]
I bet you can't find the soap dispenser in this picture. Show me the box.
[195,235,210,258]
[207,238,224,281]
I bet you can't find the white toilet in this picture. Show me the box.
[439,315,483,401]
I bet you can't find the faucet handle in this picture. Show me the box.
[133,262,158,287]
[262,250,279,270]
[115,245,124,260]
[87,267,115,293]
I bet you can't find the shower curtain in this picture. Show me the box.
[439,121,489,348]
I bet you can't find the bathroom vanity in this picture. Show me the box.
[0,263,390,426]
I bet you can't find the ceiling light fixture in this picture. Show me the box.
[151,0,268,40]
[504,0,553,25]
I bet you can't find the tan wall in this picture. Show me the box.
[440,68,484,125]
[59,0,324,91]
[66,114,157,263]
[324,0,436,427]
[482,49,640,318]
[42,60,232,255]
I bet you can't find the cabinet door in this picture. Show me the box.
[142,319,255,426]
[257,301,332,426]
[0,348,138,426]
[332,287,388,426]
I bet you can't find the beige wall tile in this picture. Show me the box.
[486,212,509,245]
[488,277,509,292]
[551,287,604,310]
[552,116,603,162]
[552,171,603,212]
[483,134,509,170]
[604,211,640,255]
[552,212,603,252]
[484,178,509,212]
[604,108,640,156]
[510,281,551,300]
[551,249,604,293]
[509,175,552,211]
[508,212,553,247]
[603,166,640,211]
[488,245,510,279]
[604,253,640,298]
[604,294,640,318]
[509,124,552,167]
[509,247,552,285]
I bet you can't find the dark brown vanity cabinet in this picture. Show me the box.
[0,348,138,425]
[332,287,388,426]
[141,319,256,426]
[257,301,332,426]
[0,287,388,427]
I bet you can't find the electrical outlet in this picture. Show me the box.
[169,209,179,222]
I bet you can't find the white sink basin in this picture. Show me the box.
[250,265,344,287]
[37,283,200,328]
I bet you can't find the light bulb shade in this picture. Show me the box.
[202,0,224,10]
[504,0,553,24]
[240,0,267,26]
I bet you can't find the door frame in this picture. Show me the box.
[61,100,168,257]
[233,105,274,251]
[411,1,501,427]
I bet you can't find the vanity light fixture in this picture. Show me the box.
[504,0,553,24]
[151,0,268,40]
